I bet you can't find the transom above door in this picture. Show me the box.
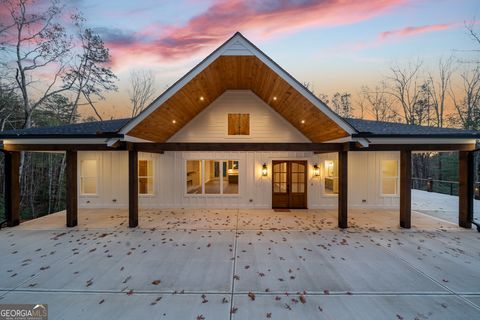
[272,160,307,209]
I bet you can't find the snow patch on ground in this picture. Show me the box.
[412,189,480,224]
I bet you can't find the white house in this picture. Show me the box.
[1,32,478,230]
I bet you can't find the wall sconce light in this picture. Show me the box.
[313,163,320,177]
[262,163,268,177]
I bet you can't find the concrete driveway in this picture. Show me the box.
[1,208,479,319]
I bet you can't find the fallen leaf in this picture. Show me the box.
[86,278,94,287]
[248,292,256,301]
[151,280,161,285]
[299,294,306,304]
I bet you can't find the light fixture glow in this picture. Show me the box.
[301,120,305,124]
[313,164,320,177]
[273,96,277,101]
[199,96,205,101]
[172,120,176,124]
[262,163,268,177]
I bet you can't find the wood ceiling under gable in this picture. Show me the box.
[127,56,350,142]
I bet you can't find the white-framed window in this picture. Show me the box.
[138,159,154,195]
[381,160,399,195]
[186,160,239,195]
[80,159,97,195]
[324,160,338,194]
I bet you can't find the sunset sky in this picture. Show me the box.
[38,0,480,118]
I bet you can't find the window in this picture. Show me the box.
[186,160,202,194]
[205,160,221,194]
[273,162,287,193]
[228,114,250,135]
[138,160,154,195]
[80,160,97,195]
[324,160,338,194]
[186,160,239,195]
[381,160,399,195]
[224,160,239,194]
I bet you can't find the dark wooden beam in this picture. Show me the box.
[66,150,78,227]
[128,149,139,228]
[459,151,473,228]
[338,150,348,229]
[4,151,20,227]
[2,142,474,153]
[135,143,344,152]
[400,149,412,228]
[1,143,126,152]
[350,143,475,152]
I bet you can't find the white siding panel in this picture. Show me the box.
[168,90,310,143]
[78,150,400,210]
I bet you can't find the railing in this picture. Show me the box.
[412,177,480,199]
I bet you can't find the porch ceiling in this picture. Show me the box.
[127,55,350,143]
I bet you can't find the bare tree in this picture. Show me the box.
[385,61,424,124]
[450,66,480,130]
[129,70,156,117]
[1,0,75,129]
[427,56,454,127]
[466,20,480,49]
[64,14,117,122]
[331,92,353,118]
[317,93,329,105]
[359,83,399,122]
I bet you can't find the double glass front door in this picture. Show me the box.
[272,160,307,209]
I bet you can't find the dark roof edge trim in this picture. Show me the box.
[0,133,123,139]
[352,133,480,139]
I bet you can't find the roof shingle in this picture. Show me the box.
[0,118,129,138]
[345,118,480,138]
[0,117,479,140]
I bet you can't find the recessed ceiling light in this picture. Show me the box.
[301,120,305,124]
[172,120,176,124]
[273,96,277,101]
[199,96,205,101]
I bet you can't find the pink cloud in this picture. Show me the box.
[103,0,406,67]
[379,23,457,41]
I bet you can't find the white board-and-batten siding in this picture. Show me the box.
[77,151,400,209]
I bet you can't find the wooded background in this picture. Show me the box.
[0,0,479,222]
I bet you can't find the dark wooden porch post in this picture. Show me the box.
[66,150,78,227]
[128,149,138,228]
[338,150,348,229]
[4,151,20,227]
[459,151,473,229]
[400,149,412,228]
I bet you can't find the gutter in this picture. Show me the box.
[352,133,480,139]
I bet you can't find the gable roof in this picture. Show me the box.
[119,32,357,142]
[347,118,480,138]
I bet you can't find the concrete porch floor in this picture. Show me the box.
[1,208,480,319]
